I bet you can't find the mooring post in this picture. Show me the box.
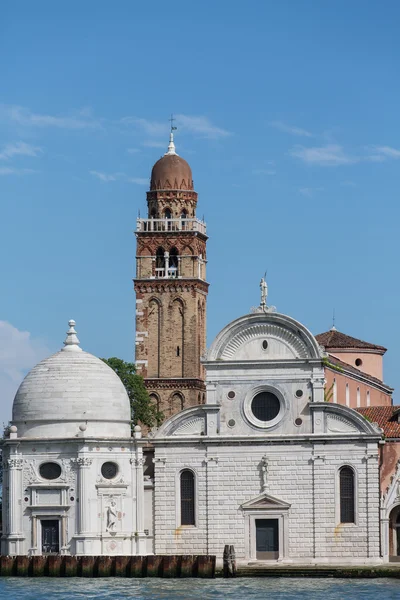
[223,544,236,577]
[229,545,236,577]
[223,545,229,577]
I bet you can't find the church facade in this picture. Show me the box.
[150,308,382,564]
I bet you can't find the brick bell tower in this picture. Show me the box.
[134,130,208,418]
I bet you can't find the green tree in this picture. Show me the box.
[102,357,163,430]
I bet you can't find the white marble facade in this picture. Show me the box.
[1,321,147,557]
[151,306,383,564]
[2,308,384,563]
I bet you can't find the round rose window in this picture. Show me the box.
[251,392,280,422]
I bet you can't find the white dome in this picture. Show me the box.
[12,321,131,438]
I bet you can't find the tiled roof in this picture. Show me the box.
[357,406,400,438]
[325,354,392,389]
[316,329,386,352]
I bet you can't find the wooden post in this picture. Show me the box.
[223,544,236,577]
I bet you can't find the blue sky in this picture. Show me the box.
[1,1,400,421]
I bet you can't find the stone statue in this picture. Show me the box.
[260,277,268,309]
[106,500,117,532]
[261,455,268,491]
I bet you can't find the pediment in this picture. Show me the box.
[206,313,322,362]
[241,492,291,511]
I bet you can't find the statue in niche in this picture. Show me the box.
[261,455,268,491]
[106,500,117,532]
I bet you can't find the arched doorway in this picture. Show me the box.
[389,505,400,561]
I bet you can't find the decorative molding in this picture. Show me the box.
[134,280,209,294]
[172,417,205,436]
[96,474,125,485]
[23,460,38,487]
[326,414,358,434]
[145,378,206,391]
[8,458,23,470]
[130,457,145,467]
[75,457,93,468]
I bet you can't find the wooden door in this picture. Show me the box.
[256,518,279,560]
[41,520,59,554]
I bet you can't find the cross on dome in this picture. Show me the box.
[165,114,178,156]
[63,319,82,352]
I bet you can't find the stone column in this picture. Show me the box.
[77,458,92,534]
[8,458,23,536]
[133,428,146,554]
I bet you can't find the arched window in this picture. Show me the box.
[149,393,161,414]
[170,392,185,415]
[169,247,179,276]
[164,208,172,219]
[339,467,355,523]
[180,209,188,230]
[180,470,195,526]
[156,247,165,275]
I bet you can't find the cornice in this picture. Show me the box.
[145,378,206,391]
[325,364,393,394]
[134,279,209,294]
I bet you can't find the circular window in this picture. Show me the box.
[228,419,236,428]
[101,462,118,480]
[251,392,280,422]
[39,462,61,480]
[295,389,303,398]
[227,391,235,399]
[355,358,363,367]
[262,340,268,350]
[295,417,303,426]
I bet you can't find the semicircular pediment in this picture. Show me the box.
[207,313,322,362]
[221,322,308,360]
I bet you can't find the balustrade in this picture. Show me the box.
[136,218,206,235]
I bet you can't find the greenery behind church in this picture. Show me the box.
[102,357,163,429]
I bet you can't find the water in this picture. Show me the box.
[1,578,400,600]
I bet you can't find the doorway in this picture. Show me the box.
[41,520,59,554]
[255,518,279,560]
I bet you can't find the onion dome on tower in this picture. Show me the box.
[150,132,194,191]
[12,320,131,438]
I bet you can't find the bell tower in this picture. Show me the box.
[134,131,208,418]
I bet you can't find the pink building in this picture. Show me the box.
[315,328,393,408]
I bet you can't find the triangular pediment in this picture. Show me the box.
[241,492,291,511]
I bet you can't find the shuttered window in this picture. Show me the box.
[180,470,195,526]
[340,467,355,523]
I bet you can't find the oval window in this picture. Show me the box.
[262,340,268,350]
[101,462,118,480]
[39,462,61,480]
[251,392,280,422]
